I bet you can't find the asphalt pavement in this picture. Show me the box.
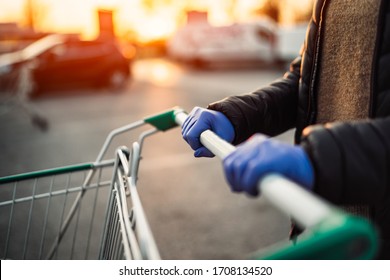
[0,58,294,259]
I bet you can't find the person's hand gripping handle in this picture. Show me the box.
[174,108,332,229]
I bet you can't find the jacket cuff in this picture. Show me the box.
[300,125,344,203]
[207,101,249,145]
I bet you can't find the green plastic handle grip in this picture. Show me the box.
[144,107,185,131]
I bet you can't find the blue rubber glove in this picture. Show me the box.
[182,107,235,157]
[223,134,314,196]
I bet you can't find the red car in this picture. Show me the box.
[0,34,132,96]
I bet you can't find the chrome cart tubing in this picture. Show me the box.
[174,109,333,229]
[123,143,160,259]
[129,142,160,259]
[101,147,160,259]
[95,120,145,163]
[95,109,175,164]
[113,179,134,259]
[95,107,188,165]
[130,129,160,185]
[99,149,143,260]
[114,167,142,260]
[128,175,161,259]
[136,129,159,160]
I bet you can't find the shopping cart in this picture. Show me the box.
[0,61,48,131]
[0,110,165,260]
[0,107,379,260]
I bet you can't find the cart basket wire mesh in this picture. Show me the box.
[0,108,169,260]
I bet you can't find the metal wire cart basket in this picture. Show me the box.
[0,59,49,131]
[0,107,379,260]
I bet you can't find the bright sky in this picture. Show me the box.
[0,0,312,42]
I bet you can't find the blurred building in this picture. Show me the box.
[97,9,115,40]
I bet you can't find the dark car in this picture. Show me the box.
[0,34,132,96]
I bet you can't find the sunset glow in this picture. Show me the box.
[0,0,313,43]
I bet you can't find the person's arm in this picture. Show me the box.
[300,116,390,205]
[208,56,302,144]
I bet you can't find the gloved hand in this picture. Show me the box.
[182,107,235,157]
[223,134,314,196]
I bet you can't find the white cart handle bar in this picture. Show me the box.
[174,109,330,229]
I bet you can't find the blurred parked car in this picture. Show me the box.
[0,34,132,96]
[167,19,306,68]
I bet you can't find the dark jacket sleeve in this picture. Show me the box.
[300,116,390,205]
[207,56,302,144]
